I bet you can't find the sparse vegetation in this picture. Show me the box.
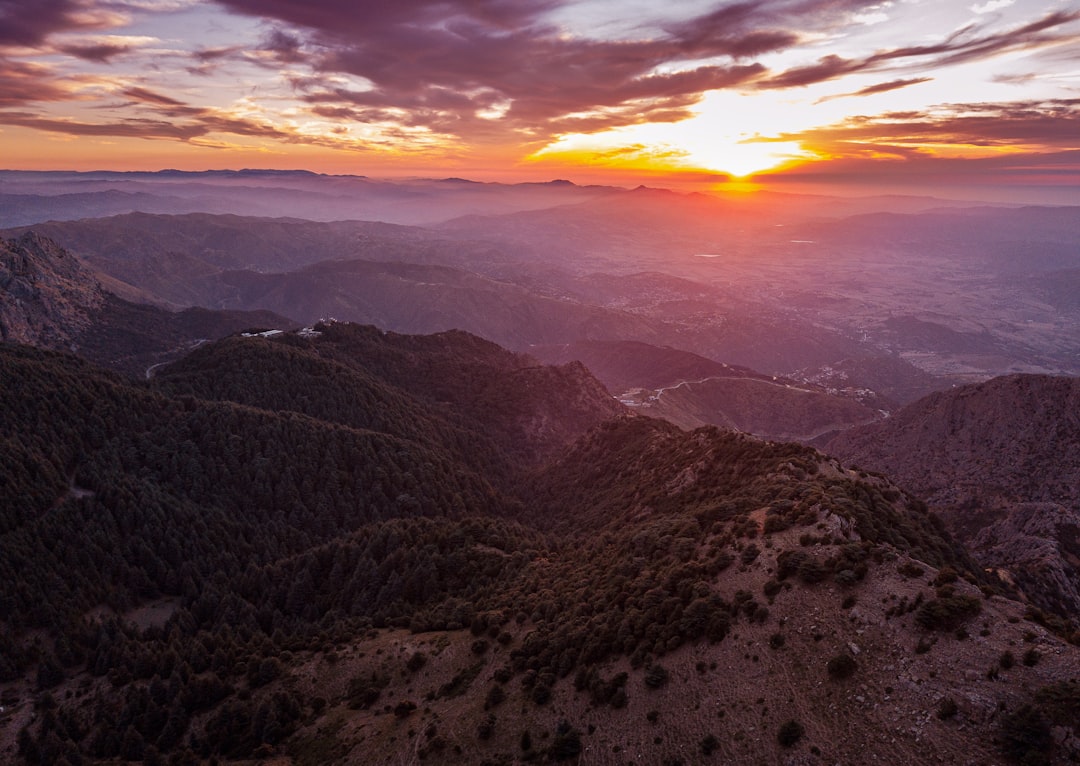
[777,719,804,747]
[644,664,670,689]
[936,697,959,720]
[915,594,982,631]
[826,653,857,680]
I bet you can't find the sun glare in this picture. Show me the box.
[679,138,811,178]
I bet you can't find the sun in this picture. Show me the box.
[679,137,810,178]
[525,91,816,180]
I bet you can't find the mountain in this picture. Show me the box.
[532,339,882,441]
[2,328,1079,765]
[827,374,1080,618]
[1,231,105,347]
[0,170,619,227]
[1,232,294,377]
[531,339,742,391]
[0,213,912,381]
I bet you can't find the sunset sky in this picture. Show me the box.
[1,0,1079,194]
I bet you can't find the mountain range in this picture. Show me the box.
[1,172,1079,765]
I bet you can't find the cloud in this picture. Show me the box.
[757,9,1080,89]
[0,58,79,106]
[971,0,1013,14]
[817,76,933,102]
[764,99,1080,154]
[55,34,157,61]
[0,0,127,48]
[210,0,841,145]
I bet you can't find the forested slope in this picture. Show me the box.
[2,328,1078,765]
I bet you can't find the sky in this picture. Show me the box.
[1,0,1079,196]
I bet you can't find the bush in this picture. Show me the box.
[826,653,857,680]
[914,595,981,631]
[1023,648,1041,667]
[741,544,760,565]
[644,664,670,689]
[551,721,581,761]
[798,559,829,584]
[484,685,505,709]
[777,720,804,747]
[776,550,808,580]
[936,697,958,720]
[701,734,720,756]
[999,705,1051,765]
[897,562,924,578]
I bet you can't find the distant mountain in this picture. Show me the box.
[796,355,947,408]
[531,339,739,391]
[0,233,293,376]
[0,213,895,378]
[5,329,1077,765]
[531,339,881,441]
[0,169,619,226]
[827,374,1080,617]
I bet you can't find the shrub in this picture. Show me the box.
[897,562,924,578]
[741,544,760,565]
[1023,648,1041,667]
[798,559,829,584]
[999,651,1015,670]
[999,705,1051,765]
[701,734,720,756]
[406,652,427,673]
[531,684,551,705]
[644,664,670,689]
[914,595,981,631]
[484,685,505,709]
[551,721,581,761]
[826,653,857,680]
[777,720,804,747]
[834,569,859,586]
[936,697,958,720]
[776,550,808,580]
[763,515,790,534]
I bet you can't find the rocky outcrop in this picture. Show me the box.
[0,232,104,347]
[827,374,1080,617]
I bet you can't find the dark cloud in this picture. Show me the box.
[213,0,815,143]
[122,86,191,108]
[261,28,305,64]
[0,0,118,47]
[0,105,345,150]
[0,58,73,106]
[57,41,134,62]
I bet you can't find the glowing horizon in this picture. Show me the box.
[1,1,1079,196]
